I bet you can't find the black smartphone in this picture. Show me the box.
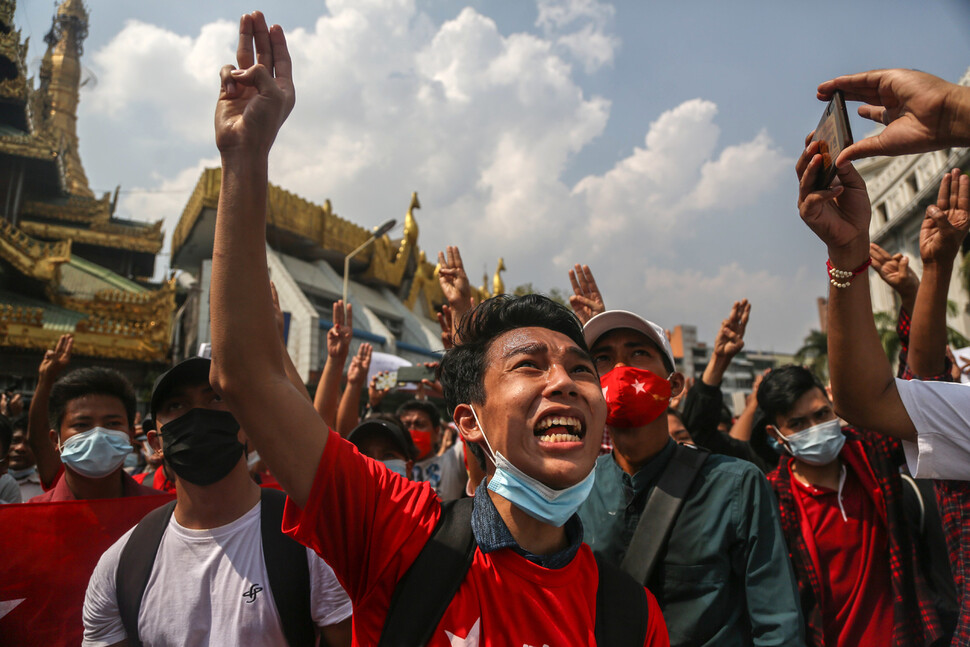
[811,90,853,191]
[397,365,437,384]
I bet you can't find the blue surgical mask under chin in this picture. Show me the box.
[470,406,595,528]
[782,418,846,466]
[381,458,409,479]
[59,426,133,478]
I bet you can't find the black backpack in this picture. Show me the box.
[115,488,314,647]
[378,497,650,646]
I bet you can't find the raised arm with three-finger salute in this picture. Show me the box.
[568,264,605,326]
[208,11,324,507]
[908,169,970,379]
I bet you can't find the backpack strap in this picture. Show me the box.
[594,554,649,645]
[116,500,177,647]
[378,497,477,647]
[260,487,316,647]
[621,443,709,586]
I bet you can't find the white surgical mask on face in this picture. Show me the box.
[780,418,845,466]
[381,458,409,478]
[470,406,595,527]
[58,427,132,478]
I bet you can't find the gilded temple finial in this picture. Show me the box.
[492,258,506,297]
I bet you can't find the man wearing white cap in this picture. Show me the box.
[578,310,804,647]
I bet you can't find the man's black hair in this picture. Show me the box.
[48,367,137,433]
[465,438,487,473]
[396,400,441,430]
[756,365,826,425]
[9,413,27,433]
[0,414,12,456]
[666,407,686,426]
[438,294,587,413]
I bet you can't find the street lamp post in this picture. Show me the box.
[342,218,397,306]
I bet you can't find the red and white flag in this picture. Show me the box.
[0,494,174,646]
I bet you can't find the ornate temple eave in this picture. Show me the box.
[20,192,112,223]
[0,308,170,362]
[19,219,163,253]
[170,167,219,256]
[0,217,71,281]
[174,168,386,267]
[0,131,58,160]
[49,278,175,323]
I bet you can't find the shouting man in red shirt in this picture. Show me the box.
[206,11,668,646]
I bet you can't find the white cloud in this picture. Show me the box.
[606,262,820,353]
[80,0,801,349]
[569,99,791,254]
[535,0,620,72]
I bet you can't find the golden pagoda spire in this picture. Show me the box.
[41,0,92,197]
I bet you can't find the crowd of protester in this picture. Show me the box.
[3,9,970,646]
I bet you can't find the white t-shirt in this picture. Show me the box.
[0,472,21,503]
[411,441,466,501]
[82,500,352,647]
[896,377,970,480]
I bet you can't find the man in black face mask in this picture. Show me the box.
[82,357,353,647]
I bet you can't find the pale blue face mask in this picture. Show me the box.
[59,426,133,478]
[381,458,409,479]
[470,406,595,528]
[780,418,845,466]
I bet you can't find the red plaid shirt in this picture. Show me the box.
[767,428,944,647]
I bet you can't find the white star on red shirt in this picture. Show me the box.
[445,618,481,646]
[632,380,646,393]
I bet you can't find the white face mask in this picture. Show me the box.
[381,458,409,478]
[58,427,133,478]
[779,418,845,466]
[470,406,595,528]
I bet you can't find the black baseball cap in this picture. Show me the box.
[150,357,211,418]
[348,419,418,460]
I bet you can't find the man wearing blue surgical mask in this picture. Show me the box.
[760,365,946,646]
[28,367,158,502]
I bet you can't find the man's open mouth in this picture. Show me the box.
[534,415,585,443]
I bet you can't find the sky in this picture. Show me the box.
[13,0,970,353]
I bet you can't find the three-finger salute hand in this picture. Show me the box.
[216,11,295,155]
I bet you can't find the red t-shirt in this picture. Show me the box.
[132,467,176,493]
[28,468,161,502]
[789,441,894,646]
[283,431,668,646]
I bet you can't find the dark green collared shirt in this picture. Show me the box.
[579,440,804,647]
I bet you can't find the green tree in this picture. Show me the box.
[512,283,567,306]
[795,329,828,383]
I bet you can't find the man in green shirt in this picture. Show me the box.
[578,310,804,647]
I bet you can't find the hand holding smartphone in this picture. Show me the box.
[811,90,853,191]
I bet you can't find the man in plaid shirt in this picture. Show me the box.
[759,365,943,646]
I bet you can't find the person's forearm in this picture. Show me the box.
[26,378,61,487]
[209,152,327,506]
[335,380,364,438]
[908,261,952,378]
[702,353,731,387]
[281,339,312,403]
[828,238,917,440]
[729,398,758,442]
[945,84,970,147]
[314,353,346,428]
[899,290,917,318]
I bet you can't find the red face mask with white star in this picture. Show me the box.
[600,365,672,428]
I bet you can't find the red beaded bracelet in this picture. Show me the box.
[826,258,872,288]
